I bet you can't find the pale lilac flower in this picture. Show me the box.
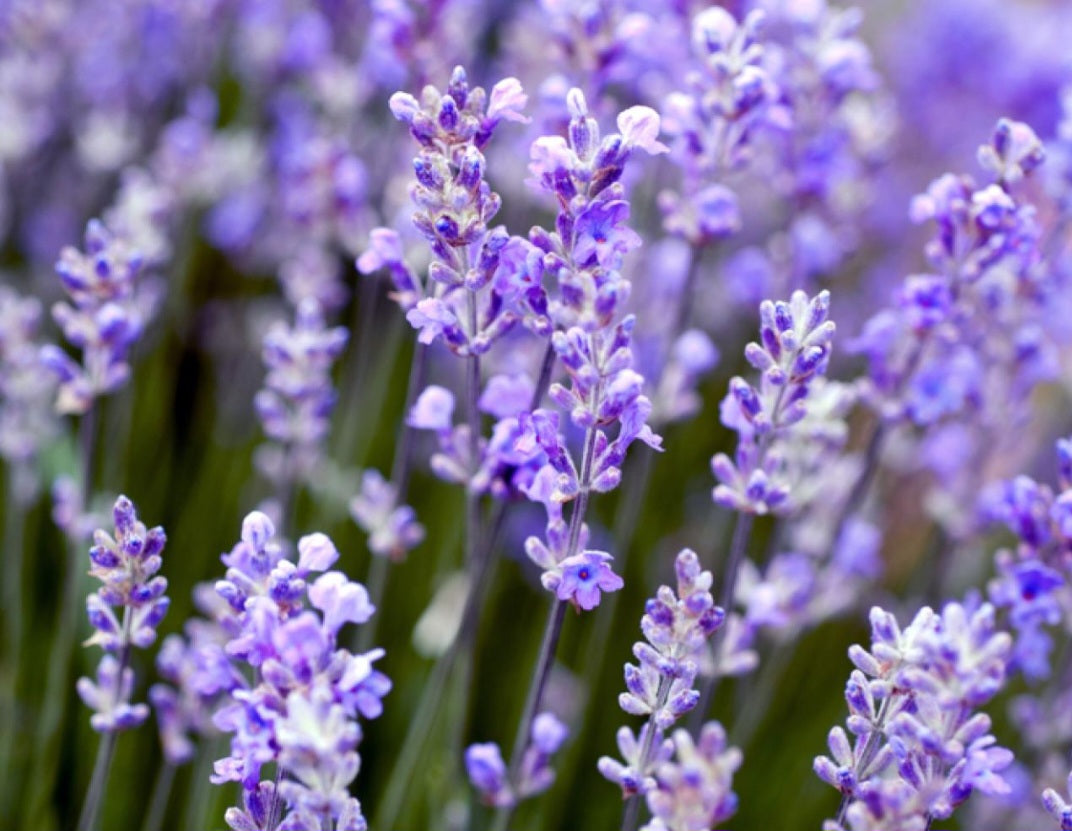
[79,496,168,732]
[815,603,1013,825]
[467,711,569,808]
[643,724,742,831]
[712,290,837,515]
[349,469,425,561]
[601,550,725,797]
[545,551,624,611]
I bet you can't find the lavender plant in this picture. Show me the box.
[599,548,729,830]
[8,4,1072,831]
[210,511,388,830]
[814,603,1013,829]
[77,496,169,831]
[464,89,667,831]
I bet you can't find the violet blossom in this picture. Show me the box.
[78,495,169,733]
[600,549,726,799]
[208,512,387,830]
[815,603,1014,828]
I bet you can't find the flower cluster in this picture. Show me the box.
[40,219,161,415]
[149,586,241,765]
[0,287,58,500]
[253,298,349,493]
[658,6,778,245]
[349,469,425,561]
[815,603,1013,828]
[512,87,667,336]
[389,65,528,354]
[511,90,667,608]
[209,512,389,830]
[78,495,169,732]
[983,436,1072,681]
[712,289,837,515]
[600,549,726,797]
[758,0,888,286]
[856,119,1049,426]
[851,120,1054,536]
[465,711,569,808]
[642,723,742,831]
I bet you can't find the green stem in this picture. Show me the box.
[489,599,568,831]
[181,735,225,831]
[373,507,508,831]
[26,405,99,827]
[490,425,598,831]
[372,343,554,831]
[0,470,27,818]
[355,553,390,653]
[76,729,119,831]
[139,761,176,831]
[689,511,754,732]
[76,608,132,831]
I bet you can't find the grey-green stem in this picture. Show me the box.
[372,344,555,831]
[490,425,598,831]
[689,510,755,731]
[75,607,132,831]
[620,677,673,831]
[139,761,176,831]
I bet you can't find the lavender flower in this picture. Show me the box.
[40,219,160,415]
[254,298,348,493]
[815,603,1013,827]
[982,436,1072,680]
[712,289,837,515]
[600,550,725,798]
[1043,774,1072,830]
[349,469,425,561]
[78,495,168,732]
[356,228,423,312]
[853,119,1052,535]
[210,513,387,830]
[466,711,569,808]
[149,586,241,766]
[658,6,779,246]
[510,90,666,603]
[642,723,742,831]
[388,66,527,356]
[0,287,58,501]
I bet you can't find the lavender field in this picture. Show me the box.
[2,1,1072,829]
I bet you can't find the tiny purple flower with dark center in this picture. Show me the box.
[553,551,624,612]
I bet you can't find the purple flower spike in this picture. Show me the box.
[467,711,569,809]
[349,469,424,561]
[210,515,385,829]
[644,724,742,831]
[254,298,348,490]
[372,66,526,352]
[466,743,513,808]
[712,290,840,516]
[601,549,726,797]
[77,655,150,733]
[816,602,1012,826]
[79,495,168,733]
[43,219,160,414]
